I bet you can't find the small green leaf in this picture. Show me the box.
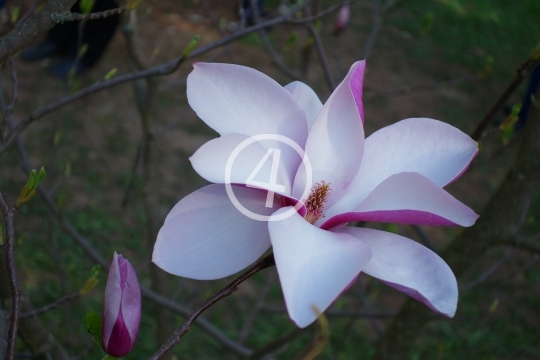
[17,167,47,207]
[10,6,20,23]
[499,103,521,130]
[84,309,103,348]
[182,34,200,58]
[90,264,101,278]
[126,0,144,10]
[80,0,96,14]
[488,298,499,313]
[482,56,493,77]
[420,13,434,35]
[104,68,117,80]
[531,41,540,60]
[78,43,89,58]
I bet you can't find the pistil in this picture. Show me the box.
[304,181,332,224]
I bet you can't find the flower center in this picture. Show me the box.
[303,181,332,224]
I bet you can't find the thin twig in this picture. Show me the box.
[4,59,18,121]
[251,0,302,81]
[246,326,306,360]
[148,254,276,360]
[0,192,20,360]
[471,56,540,141]
[0,0,78,63]
[261,306,396,318]
[411,225,437,253]
[10,134,254,357]
[460,249,519,292]
[288,0,354,24]
[19,292,81,319]
[0,0,313,154]
[364,72,483,101]
[50,6,126,22]
[238,271,276,343]
[304,17,336,90]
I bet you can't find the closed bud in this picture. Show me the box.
[334,5,350,33]
[102,252,141,357]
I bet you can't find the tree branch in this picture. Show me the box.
[0,0,78,63]
[0,0,313,154]
[471,55,540,141]
[373,74,540,360]
[148,254,276,360]
[50,6,127,22]
[19,292,80,319]
[0,193,19,360]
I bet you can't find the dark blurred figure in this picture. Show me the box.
[240,0,266,24]
[21,0,119,78]
[515,64,540,130]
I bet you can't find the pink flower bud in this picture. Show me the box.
[334,5,350,33]
[102,252,141,357]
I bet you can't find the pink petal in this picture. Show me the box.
[268,207,372,328]
[339,227,458,317]
[284,81,323,131]
[121,259,141,342]
[103,252,122,345]
[334,118,478,211]
[187,63,308,185]
[292,61,366,207]
[153,184,280,280]
[321,172,478,229]
[190,133,290,196]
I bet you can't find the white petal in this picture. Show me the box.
[334,118,478,211]
[339,227,458,317]
[284,81,323,131]
[292,61,366,207]
[269,207,372,328]
[153,184,280,280]
[321,172,478,229]
[187,63,308,186]
[190,133,289,195]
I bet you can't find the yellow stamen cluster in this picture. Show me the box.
[304,181,332,224]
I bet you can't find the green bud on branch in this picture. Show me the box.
[17,167,47,207]
[182,34,201,58]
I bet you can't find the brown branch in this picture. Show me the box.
[246,326,306,360]
[262,306,396,318]
[251,0,303,81]
[0,1,313,155]
[303,6,336,91]
[364,72,483,101]
[50,6,127,22]
[238,272,276,343]
[288,0,355,24]
[0,0,78,63]
[148,254,276,360]
[470,56,540,141]
[0,193,20,360]
[373,76,540,360]
[19,292,80,319]
[11,134,253,357]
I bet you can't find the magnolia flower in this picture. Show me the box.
[153,60,479,327]
[102,252,141,357]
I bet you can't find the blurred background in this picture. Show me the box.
[0,0,539,358]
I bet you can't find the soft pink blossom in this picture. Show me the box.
[153,61,479,327]
[102,252,141,357]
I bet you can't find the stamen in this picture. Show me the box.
[304,181,332,224]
